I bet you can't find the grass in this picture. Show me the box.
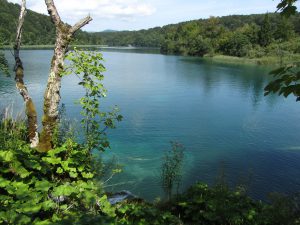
[204,54,300,66]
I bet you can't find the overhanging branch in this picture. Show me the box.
[69,15,93,35]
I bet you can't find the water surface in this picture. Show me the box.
[1,49,300,201]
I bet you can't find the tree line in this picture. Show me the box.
[157,13,300,57]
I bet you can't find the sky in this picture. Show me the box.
[7,0,300,32]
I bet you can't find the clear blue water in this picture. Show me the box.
[1,49,300,201]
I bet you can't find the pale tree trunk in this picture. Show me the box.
[14,0,39,148]
[38,0,92,152]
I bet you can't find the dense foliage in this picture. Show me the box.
[158,13,300,59]
[170,183,300,225]
[0,115,115,224]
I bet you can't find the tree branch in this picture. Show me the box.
[14,0,39,148]
[69,15,93,35]
[45,0,61,26]
[14,0,26,66]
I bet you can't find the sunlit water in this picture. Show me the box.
[1,49,300,201]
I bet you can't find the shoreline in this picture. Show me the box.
[3,45,300,66]
[203,54,300,66]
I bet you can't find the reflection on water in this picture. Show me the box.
[1,49,300,201]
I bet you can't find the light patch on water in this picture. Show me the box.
[127,156,161,161]
[280,146,300,151]
[242,115,263,132]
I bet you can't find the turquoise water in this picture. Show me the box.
[1,49,300,201]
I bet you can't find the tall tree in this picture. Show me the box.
[13,0,39,147]
[275,17,295,41]
[259,14,273,47]
[38,0,92,151]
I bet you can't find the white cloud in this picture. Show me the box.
[8,0,156,29]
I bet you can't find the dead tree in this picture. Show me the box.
[14,0,39,148]
[38,0,92,151]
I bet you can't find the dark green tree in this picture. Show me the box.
[275,17,295,41]
[259,14,273,47]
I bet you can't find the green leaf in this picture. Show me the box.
[35,180,51,192]
[42,157,62,165]
[69,171,78,178]
[98,195,116,217]
[0,177,10,187]
[53,183,76,197]
[0,151,14,161]
[81,172,94,179]
[56,167,64,174]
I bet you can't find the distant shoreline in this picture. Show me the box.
[2,45,299,66]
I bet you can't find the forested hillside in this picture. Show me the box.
[1,0,300,60]
[0,0,93,45]
[163,14,300,58]
[97,13,300,59]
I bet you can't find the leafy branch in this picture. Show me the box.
[264,0,300,100]
[64,48,122,152]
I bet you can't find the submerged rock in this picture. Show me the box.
[108,190,136,205]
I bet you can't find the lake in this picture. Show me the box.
[1,49,300,201]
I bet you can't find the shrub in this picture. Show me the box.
[0,117,115,224]
[161,142,184,200]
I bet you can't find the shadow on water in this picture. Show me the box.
[176,56,276,108]
[183,148,300,201]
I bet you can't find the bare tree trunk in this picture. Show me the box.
[14,0,39,148]
[38,0,92,152]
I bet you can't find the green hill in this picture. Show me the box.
[0,0,94,45]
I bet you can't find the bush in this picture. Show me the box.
[171,183,263,225]
[0,116,115,224]
[161,142,184,200]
